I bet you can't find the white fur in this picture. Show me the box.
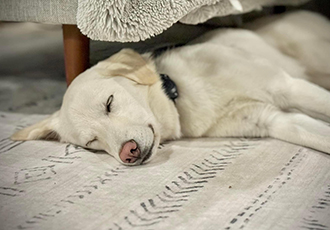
[12,11,330,165]
[248,10,330,88]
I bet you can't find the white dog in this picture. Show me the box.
[11,11,330,165]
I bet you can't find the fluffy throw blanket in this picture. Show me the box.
[77,0,308,42]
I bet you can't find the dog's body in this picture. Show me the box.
[12,11,330,165]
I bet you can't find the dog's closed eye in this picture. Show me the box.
[86,137,98,147]
[106,95,114,113]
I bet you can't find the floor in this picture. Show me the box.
[0,23,66,114]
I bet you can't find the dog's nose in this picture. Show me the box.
[119,140,141,164]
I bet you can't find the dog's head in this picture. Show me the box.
[11,49,162,166]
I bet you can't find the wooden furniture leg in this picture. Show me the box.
[62,24,90,86]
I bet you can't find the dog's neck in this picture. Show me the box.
[148,80,181,142]
[141,52,181,141]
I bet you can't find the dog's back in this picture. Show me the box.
[190,28,309,81]
[249,10,330,88]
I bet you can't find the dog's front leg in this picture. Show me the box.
[269,111,330,155]
[206,103,330,155]
[271,77,330,123]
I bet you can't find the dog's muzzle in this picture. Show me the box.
[120,125,156,166]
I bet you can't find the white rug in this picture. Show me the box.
[1,112,329,230]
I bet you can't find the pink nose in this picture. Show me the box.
[119,140,141,164]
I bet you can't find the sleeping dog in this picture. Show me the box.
[11,11,330,165]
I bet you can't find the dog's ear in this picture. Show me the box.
[11,111,61,141]
[95,48,159,85]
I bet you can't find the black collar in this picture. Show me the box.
[160,74,178,103]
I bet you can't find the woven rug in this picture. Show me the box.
[1,112,329,230]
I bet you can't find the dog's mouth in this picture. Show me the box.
[141,139,155,163]
[141,124,156,163]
